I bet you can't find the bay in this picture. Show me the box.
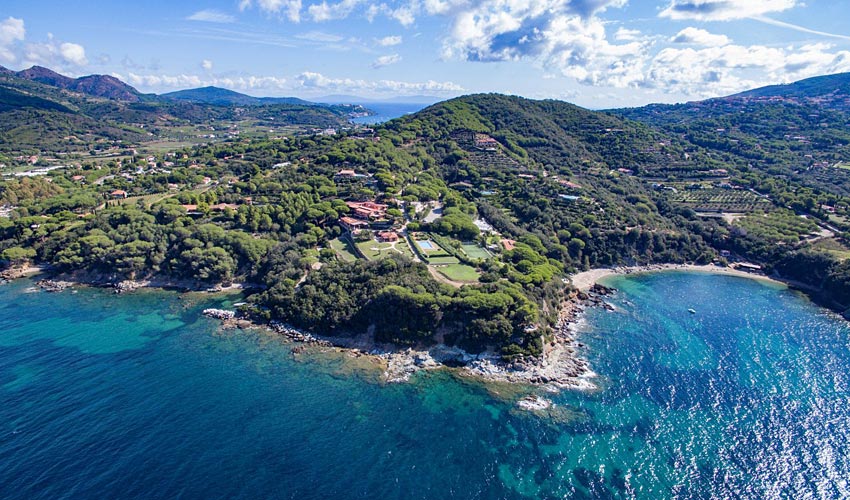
[0,271,848,499]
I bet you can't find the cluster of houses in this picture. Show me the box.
[338,199,402,241]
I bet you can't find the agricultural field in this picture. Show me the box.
[734,211,820,244]
[669,188,771,212]
[808,239,850,260]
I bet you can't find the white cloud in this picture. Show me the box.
[187,9,236,23]
[239,0,302,22]
[125,72,289,91]
[296,30,344,42]
[294,71,463,95]
[308,0,363,22]
[659,0,797,21]
[439,1,647,87]
[0,17,25,45]
[645,42,850,97]
[59,42,87,66]
[201,59,214,70]
[671,27,730,46]
[614,28,642,42]
[376,35,402,46]
[372,53,402,68]
[0,17,25,63]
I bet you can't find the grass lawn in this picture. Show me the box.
[461,243,492,260]
[329,237,359,262]
[356,239,414,260]
[436,264,480,282]
[428,255,460,265]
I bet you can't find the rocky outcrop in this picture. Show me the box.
[35,279,72,292]
[202,309,236,320]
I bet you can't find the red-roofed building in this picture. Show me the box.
[378,231,399,242]
[346,201,388,220]
[111,190,128,199]
[340,217,369,231]
[501,239,516,251]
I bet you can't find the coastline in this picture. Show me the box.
[2,263,601,392]
[260,317,598,392]
[569,263,786,292]
[1,261,792,395]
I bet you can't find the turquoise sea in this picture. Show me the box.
[351,103,429,124]
[1,272,849,499]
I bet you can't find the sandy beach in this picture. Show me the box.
[569,263,785,291]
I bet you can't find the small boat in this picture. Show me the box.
[688,308,696,314]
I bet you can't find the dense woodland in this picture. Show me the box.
[3,70,850,359]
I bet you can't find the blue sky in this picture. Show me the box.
[2,0,850,107]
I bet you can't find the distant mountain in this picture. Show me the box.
[2,65,144,102]
[161,86,313,106]
[731,72,850,102]
[0,66,358,154]
[317,94,442,105]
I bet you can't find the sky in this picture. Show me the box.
[2,0,850,108]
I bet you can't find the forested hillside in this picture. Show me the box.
[3,74,850,361]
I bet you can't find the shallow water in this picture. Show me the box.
[1,272,848,499]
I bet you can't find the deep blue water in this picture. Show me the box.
[351,103,429,124]
[1,272,849,499]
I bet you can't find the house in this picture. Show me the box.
[559,180,582,190]
[378,231,400,242]
[501,239,517,251]
[210,203,239,212]
[346,201,388,220]
[450,181,474,191]
[474,134,500,150]
[340,217,369,231]
[111,190,128,199]
[334,169,370,183]
[72,175,85,182]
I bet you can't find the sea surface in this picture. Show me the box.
[1,272,849,499]
[351,102,429,124]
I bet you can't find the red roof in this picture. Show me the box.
[340,216,368,227]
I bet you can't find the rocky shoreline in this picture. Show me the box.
[3,263,613,394]
[195,282,615,393]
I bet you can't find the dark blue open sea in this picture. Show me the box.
[1,271,849,499]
